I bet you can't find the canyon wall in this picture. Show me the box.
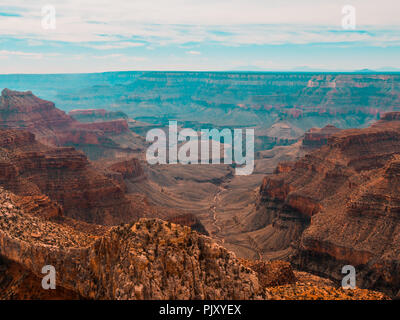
[256,113,400,295]
[0,129,138,225]
[303,125,342,148]
[0,89,141,161]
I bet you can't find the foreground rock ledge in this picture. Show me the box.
[0,189,262,299]
[0,187,388,300]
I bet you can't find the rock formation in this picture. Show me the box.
[0,129,138,225]
[0,89,143,161]
[0,187,263,299]
[0,85,397,299]
[257,112,400,295]
[0,186,386,300]
[303,124,342,148]
[108,158,145,180]
[166,213,209,236]
[69,109,128,123]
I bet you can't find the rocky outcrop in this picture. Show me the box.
[69,109,128,123]
[166,213,209,236]
[254,122,303,150]
[0,189,263,299]
[265,270,388,300]
[108,158,144,180]
[240,260,297,288]
[0,89,139,161]
[0,187,388,300]
[54,129,117,147]
[77,120,129,135]
[0,129,138,225]
[11,193,63,219]
[0,256,81,300]
[293,154,400,295]
[303,125,342,148]
[0,129,215,235]
[380,112,400,121]
[0,89,73,138]
[256,112,400,295]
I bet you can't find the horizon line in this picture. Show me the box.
[1,70,400,76]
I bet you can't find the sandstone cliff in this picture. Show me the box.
[0,129,138,225]
[257,112,400,295]
[69,109,128,123]
[0,89,143,161]
[108,158,145,180]
[303,124,342,148]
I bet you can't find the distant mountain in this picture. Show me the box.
[376,67,400,72]
[354,67,400,73]
[354,68,377,73]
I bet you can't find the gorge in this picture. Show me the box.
[1,71,400,299]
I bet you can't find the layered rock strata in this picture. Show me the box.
[257,113,400,295]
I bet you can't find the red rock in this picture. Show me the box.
[76,120,128,134]
[108,158,144,179]
[0,129,138,225]
[303,124,342,148]
[69,109,108,117]
[166,213,209,235]
[0,89,134,160]
[380,111,400,121]
[256,112,400,295]
[0,193,265,300]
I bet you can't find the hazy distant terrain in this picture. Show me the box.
[1,72,400,132]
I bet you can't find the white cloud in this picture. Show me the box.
[85,42,145,50]
[0,0,399,46]
[186,50,201,55]
[0,0,400,73]
[27,39,43,46]
[0,50,43,59]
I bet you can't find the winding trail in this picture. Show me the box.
[246,235,263,260]
[210,184,225,243]
[209,174,263,260]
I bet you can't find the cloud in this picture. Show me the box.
[186,50,201,55]
[27,39,43,46]
[91,53,148,61]
[0,12,22,17]
[0,50,43,59]
[0,0,399,73]
[0,0,399,47]
[85,42,146,50]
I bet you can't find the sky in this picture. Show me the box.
[0,0,400,73]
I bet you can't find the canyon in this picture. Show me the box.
[1,71,400,299]
[2,72,400,152]
[0,186,387,300]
